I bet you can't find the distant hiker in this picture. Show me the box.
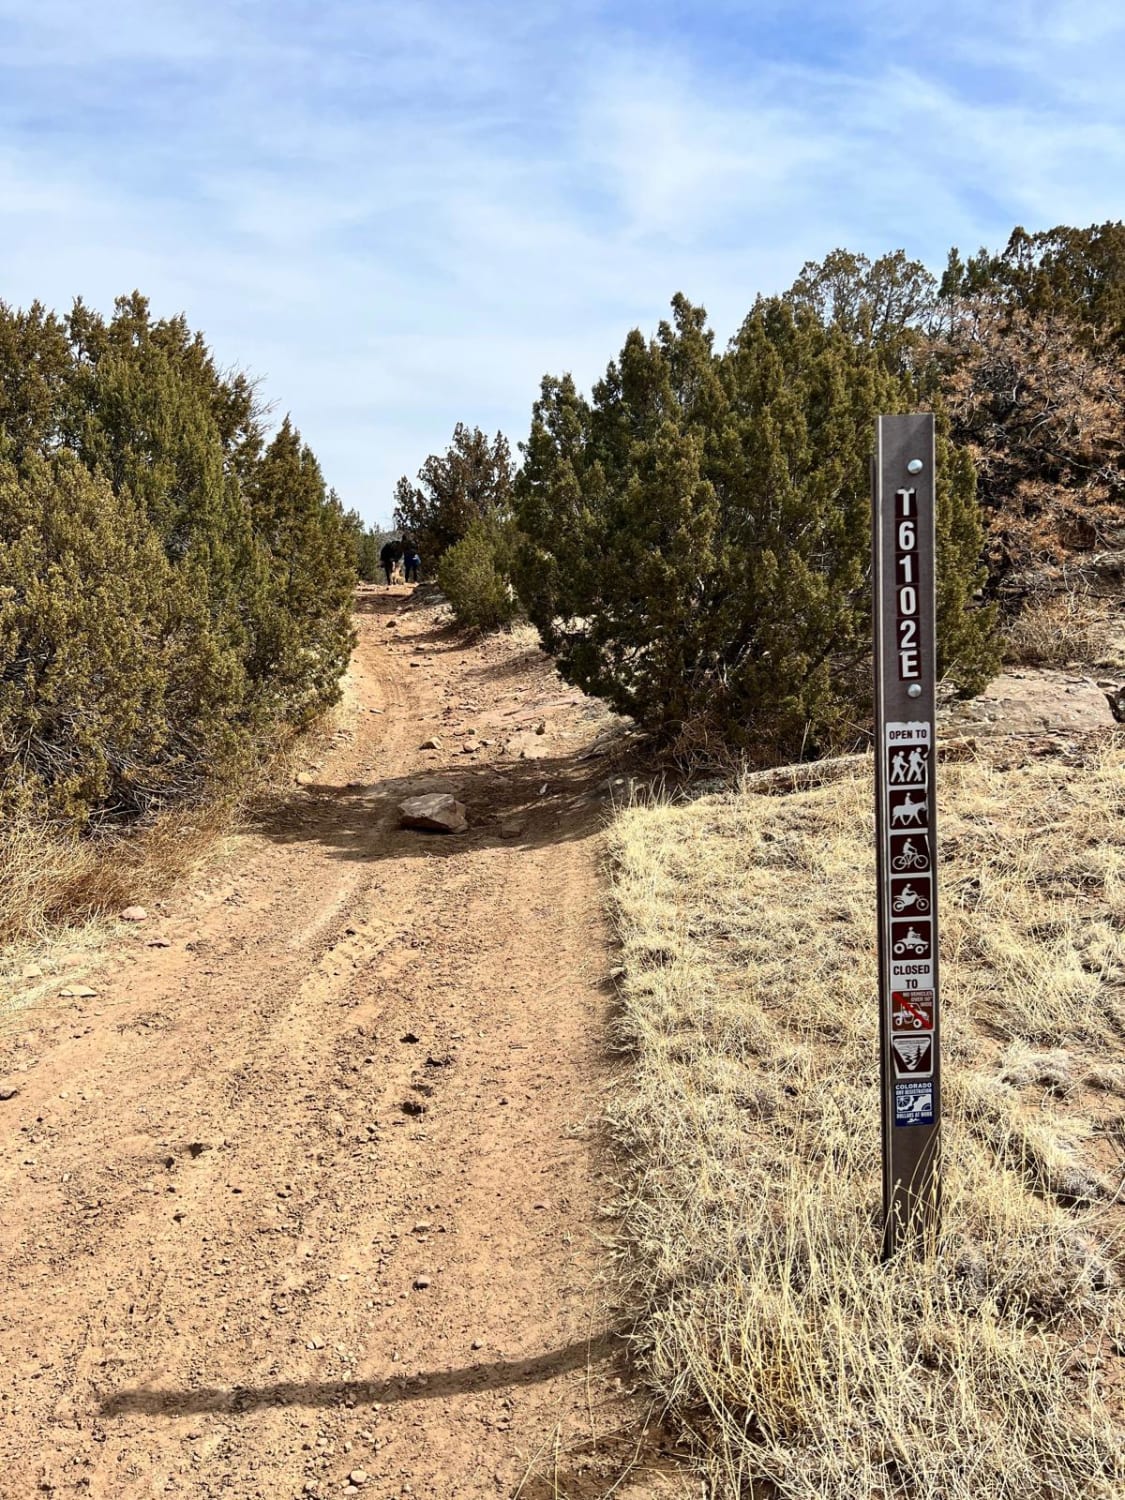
[403,544,421,584]
[380,539,404,586]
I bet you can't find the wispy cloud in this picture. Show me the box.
[0,0,1122,522]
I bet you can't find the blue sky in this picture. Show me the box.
[1,1,1123,525]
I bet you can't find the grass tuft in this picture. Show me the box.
[0,721,309,953]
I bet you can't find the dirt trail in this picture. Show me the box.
[0,590,679,1500]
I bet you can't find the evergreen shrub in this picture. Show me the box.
[0,293,356,828]
[438,519,520,631]
[515,294,999,762]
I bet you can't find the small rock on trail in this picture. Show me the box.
[119,905,148,922]
[399,794,467,834]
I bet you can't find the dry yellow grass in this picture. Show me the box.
[607,742,1125,1498]
[0,805,218,946]
[0,801,251,1030]
[1004,591,1125,670]
[0,721,311,954]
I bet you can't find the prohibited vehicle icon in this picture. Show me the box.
[891,990,934,1030]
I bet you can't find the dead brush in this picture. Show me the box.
[606,743,1125,1498]
[0,716,307,952]
[1003,588,1117,667]
[0,802,235,951]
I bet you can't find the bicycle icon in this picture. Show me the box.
[891,839,929,872]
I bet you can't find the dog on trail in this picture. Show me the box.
[380,539,405,586]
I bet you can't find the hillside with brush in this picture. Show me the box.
[609,739,1125,1499]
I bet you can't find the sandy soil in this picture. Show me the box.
[0,588,682,1500]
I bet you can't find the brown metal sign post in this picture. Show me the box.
[873,414,941,1257]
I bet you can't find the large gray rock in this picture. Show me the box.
[399,793,467,834]
[940,670,1117,736]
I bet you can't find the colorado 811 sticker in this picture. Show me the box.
[895,1080,934,1127]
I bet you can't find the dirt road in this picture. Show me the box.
[0,590,676,1499]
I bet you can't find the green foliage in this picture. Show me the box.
[515,293,998,762]
[785,248,938,357]
[943,223,1125,337]
[246,419,356,723]
[787,224,1125,600]
[0,453,240,822]
[437,518,520,631]
[393,422,514,564]
[0,292,356,827]
[341,508,383,583]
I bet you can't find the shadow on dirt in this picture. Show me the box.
[99,1335,619,1417]
[466,645,548,683]
[353,584,446,618]
[353,588,410,616]
[260,586,648,861]
[250,741,641,863]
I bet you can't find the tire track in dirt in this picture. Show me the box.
[0,588,684,1500]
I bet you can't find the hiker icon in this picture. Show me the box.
[889,746,928,785]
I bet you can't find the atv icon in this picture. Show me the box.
[893,926,929,956]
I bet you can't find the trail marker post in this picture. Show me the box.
[873,414,941,1256]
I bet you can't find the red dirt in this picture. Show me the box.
[0,589,684,1500]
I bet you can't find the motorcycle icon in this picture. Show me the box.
[892,883,929,914]
[893,926,928,956]
[891,839,929,872]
